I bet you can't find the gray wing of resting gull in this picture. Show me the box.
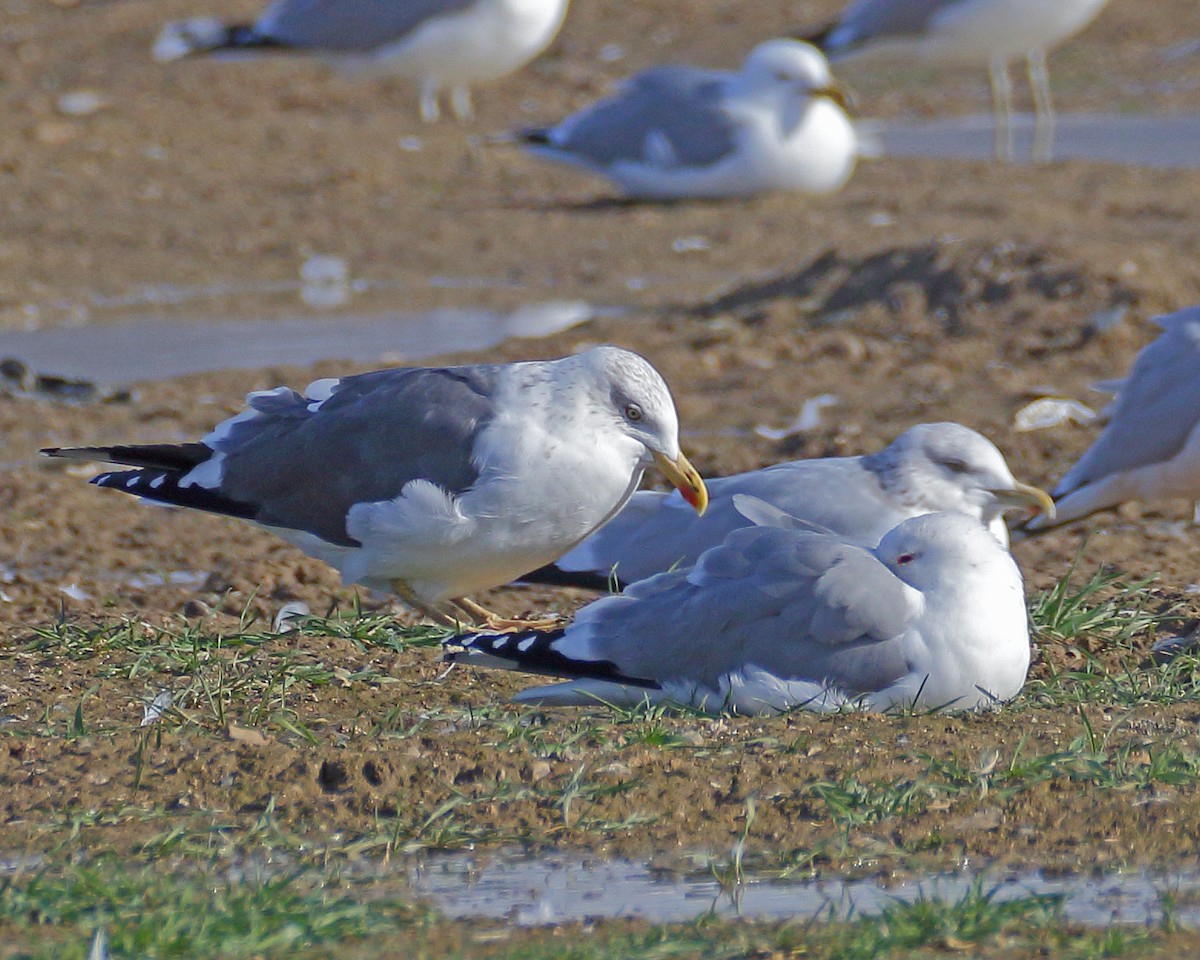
[253,0,479,51]
[523,66,739,169]
[448,505,1031,716]
[808,0,951,51]
[41,346,708,625]
[1027,306,1200,529]
[525,421,1053,591]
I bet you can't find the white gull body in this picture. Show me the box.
[154,0,571,121]
[43,346,707,624]
[809,0,1110,159]
[528,422,1052,590]
[520,40,857,200]
[451,506,1031,715]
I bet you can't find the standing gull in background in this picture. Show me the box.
[448,505,1031,715]
[526,422,1053,591]
[153,0,571,122]
[801,0,1110,160]
[42,347,708,628]
[517,40,857,200]
[1026,306,1200,530]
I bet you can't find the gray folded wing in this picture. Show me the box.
[547,66,738,168]
[825,0,957,50]
[567,525,922,696]
[213,365,501,544]
[1054,312,1200,496]
[554,457,905,583]
[255,0,478,51]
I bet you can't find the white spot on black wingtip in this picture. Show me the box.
[125,475,140,489]
[149,474,166,489]
[517,636,536,652]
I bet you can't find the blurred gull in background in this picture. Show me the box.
[516,40,858,200]
[154,0,571,122]
[801,0,1110,160]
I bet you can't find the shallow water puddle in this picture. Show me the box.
[407,850,1200,928]
[874,113,1200,168]
[0,301,614,384]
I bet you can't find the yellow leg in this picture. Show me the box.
[391,579,461,628]
[452,597,564,632]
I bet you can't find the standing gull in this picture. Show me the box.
[517,40,857,200]
[153,0,571,122]
[801,0,1110,160]
[1026,306,1200,530]
[526,422,1053,591]
[448,505,1031,715]
[42,347,708,627]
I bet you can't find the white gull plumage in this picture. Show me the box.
[518,40,857,200]
[449,503,1031,715]
[526,422,1053,591]
[153,0,570,122]
[804,0,1110,160]
[42,346,708,627]
[1027,305,1200,530]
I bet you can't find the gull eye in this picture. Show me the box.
[943,459,970,474]
[896,553,915,565]
[774,70,793,83]
[624,402,644,423]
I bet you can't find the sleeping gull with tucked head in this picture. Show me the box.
[447,502,1031,715]
[801,0,1110,160]
[525,422,1053,591]
[42,346,708,628]
[1026,305,1200,530]
[153,0,571,122]
[517,39,857,200]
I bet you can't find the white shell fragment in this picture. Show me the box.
[141,691,173,727]
[755,395,840,440]
[273,601,312,633]
[1013,397,1098,432]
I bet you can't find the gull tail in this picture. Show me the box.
[41,444,258,521]
[795,22,836,51]
[153,19,285,63]
[444,629,657,688]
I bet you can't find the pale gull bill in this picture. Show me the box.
[517,39,857,200]
[447,506,1031,715]
[1026,305,1200,530]
[41,346,709,629]
[153,0,571,122]
[800,0,1110,161]
[524,422,1054,592]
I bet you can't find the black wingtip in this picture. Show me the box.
[447,629,658,688]
[518,127,554,146]
[518,563,617,593]
[90,467,259,522]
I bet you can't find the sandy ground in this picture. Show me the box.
[6,0,1200,935]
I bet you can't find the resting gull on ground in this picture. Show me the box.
[447,503,1030,715]
[517,39,857,200]
[801,0,1110,160]
[525,422,1053,591]
[42,346,708,628]
[153,0,571,122]
[1026,306,1200,530]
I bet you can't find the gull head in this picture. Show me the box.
[736,39,851,111]
[576,346,708,514]
[878,422,1054,527]
[877,512,1017,589]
